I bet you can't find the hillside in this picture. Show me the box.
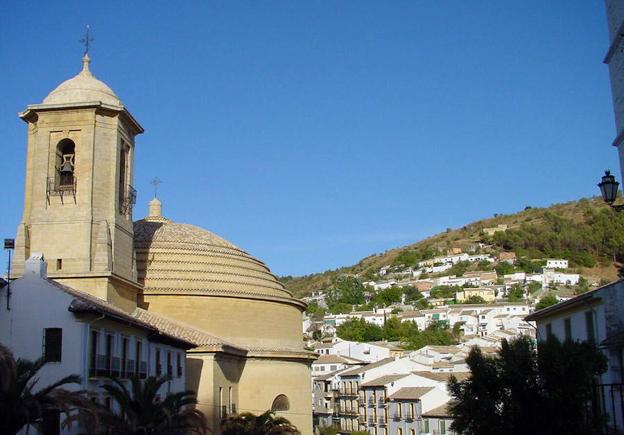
[280,197,623,298]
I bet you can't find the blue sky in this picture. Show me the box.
[0,1,618,276]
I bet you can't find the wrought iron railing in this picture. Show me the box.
[47,176,76,204]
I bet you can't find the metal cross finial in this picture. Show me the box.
[151,177,162,198]
[79,25,94,55]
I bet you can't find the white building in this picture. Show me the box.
[526,279,624,432]
[545,259,569,269]
[0,255,195,434]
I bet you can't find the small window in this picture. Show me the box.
[177,352,183,378]
[135,340,143,377]
[564,318,572,342]
[121,337,129,378]
[155,348,162,376]
[89,330,98,376]
[271,394,290,412]
[585,311,596,343]
[167,351,172,377]
[545,323,552,338]
[440,419,446,434]
[105,334,114,374]
[44,328,62,362]
[56,259,62,270]
[41,409,60,435]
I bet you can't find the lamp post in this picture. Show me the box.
[598,170,624,212]
[4,238,14,310]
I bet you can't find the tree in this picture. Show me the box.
[221,410,300,435]
[326,276,365,310]
[370,286,402,307]
[507,284,525,302]
[97,375,206,435]
[430,285,461,299]
[0,343,91,435]
[527,281,542,294]
[536,294,558,310]
[336,318,383,342]
[448,336,607,435]
[402,286,423,303]
[464,295,486,304]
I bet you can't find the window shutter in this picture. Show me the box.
[44,328,62,362]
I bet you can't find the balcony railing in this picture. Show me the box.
[47,176,76,204]
[89,357,146,379]
[367,417,375,426]
[592,382,624,434]
[378,417,387,426]
[120,184,137,215]
[367,400,375,408]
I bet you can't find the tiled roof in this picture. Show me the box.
[51,278,246,354]
[53,279,195,349]
[388,387,434,400]
[412,371,470,383]
[423,403,452,417]
[339,357,396,376]
[361,374,409,387]
[314,354,350,364]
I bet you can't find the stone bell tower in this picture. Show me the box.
[13,54,144,311]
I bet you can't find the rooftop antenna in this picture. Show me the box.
[79,24,94,55]
[151,177,162,199]
[4,239,14,310]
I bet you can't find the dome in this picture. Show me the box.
[42,55,122,106]
[134,214,293,300]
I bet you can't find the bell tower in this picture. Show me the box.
[13,54,144,311]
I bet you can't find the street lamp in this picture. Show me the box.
[598,170,624,211]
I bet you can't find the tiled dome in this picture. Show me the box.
[133,215,292,300]
[42,55,122,106]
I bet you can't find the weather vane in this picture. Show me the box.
[151,177,162,198]
[79,25,94,55]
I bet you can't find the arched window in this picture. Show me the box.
[271,394,290,412]
[56,139,75,188]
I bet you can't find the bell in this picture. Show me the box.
[60,160,73,173]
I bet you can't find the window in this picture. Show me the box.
[177,352,183,378]
[564,318,572,341]
[545,323,552,338]
[135,340,143,377]
[423,418,429,432]
[43,328,62,362]
[118,144,129,211]
[41,409,60,435]
[56,259,62,270]
[410,429,415,435]
[105,334,114,374]
[397,402,402,418]
[271,394,290,411]
[121,337,129,378]
[440,419,446,434]
[89,330,98,376]
[167,351,172,377]
[155,348,162,376]
[398,429,403,435]
[56,139,75,188]
[585,311,596,343]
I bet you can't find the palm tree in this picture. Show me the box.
[0,343,90,435]
[97,375,206,435]
[221,410,300,435]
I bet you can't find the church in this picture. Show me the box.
[6,52,314,434]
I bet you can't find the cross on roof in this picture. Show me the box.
[151,177,162,198]
[79,25,94,55]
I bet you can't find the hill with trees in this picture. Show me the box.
[280,198,624,298]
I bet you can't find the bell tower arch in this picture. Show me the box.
[13,54,144,311]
